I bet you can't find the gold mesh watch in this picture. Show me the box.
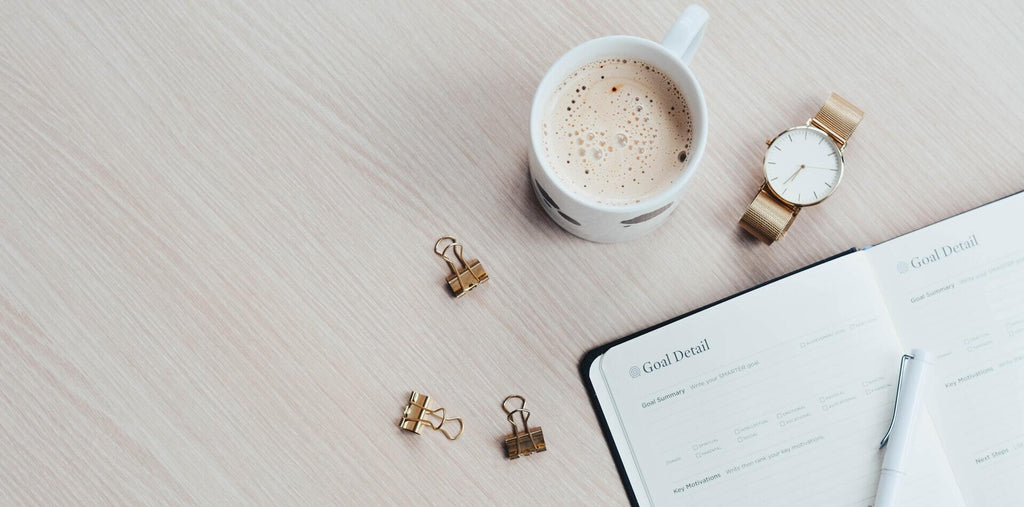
[739,93,864,244]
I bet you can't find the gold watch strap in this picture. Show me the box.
[739,187,799,244]
[809,93,864,148]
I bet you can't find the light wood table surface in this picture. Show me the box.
[2,1,1022,504]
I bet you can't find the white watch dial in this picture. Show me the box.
[764,126,843,206]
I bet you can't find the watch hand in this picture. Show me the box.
[782,164,806,185]
[803,165,838,171]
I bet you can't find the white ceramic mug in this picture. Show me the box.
[528,6,709,243]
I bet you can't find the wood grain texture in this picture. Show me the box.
[1,0,1022,504]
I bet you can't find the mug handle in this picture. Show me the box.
[660,5,709,66]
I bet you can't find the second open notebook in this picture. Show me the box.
[583,192,1024,506]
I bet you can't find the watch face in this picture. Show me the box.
[764,126,843,206]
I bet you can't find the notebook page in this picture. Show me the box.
[596,252,961,506]
[867,192,1024,505]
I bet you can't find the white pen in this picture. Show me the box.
[874,349,931,507]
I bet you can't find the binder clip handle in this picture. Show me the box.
[502,394,527,416]
[438,417,464,440]
[434,236,458,256]
[434,236,463,276]
[507,409,531,435]
[424,407,464,440]
[502,395,530,434]
[435,236,476,275]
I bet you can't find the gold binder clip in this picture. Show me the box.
[399,391,464,440]
[502,395,546,459]
[434,236,488,297]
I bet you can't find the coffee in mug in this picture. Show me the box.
[528,5,709,243]
[542,59,694,206]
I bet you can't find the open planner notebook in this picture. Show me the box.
[583,192,1024,506]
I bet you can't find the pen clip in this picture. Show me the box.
[880,353,915,449]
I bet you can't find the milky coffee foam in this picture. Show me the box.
[542,59,693,206]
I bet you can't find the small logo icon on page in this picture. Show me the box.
[896,261,910,274]
[629,366,642,379]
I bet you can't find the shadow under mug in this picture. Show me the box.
[528,5,709,243]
